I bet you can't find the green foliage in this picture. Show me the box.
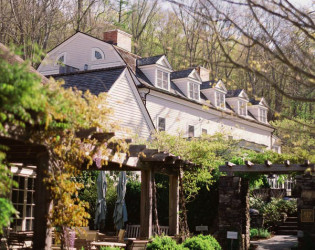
[125,179,141,224]
[146,235,184,250]
[250,197,297,229]
[100,247,121,250]
[147,132,240,201]
[271,119,315,163]
[250,228,270,239]
[0,198,17,234]
[182,235,221,250]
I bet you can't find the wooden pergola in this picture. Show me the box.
[220,160,314,174]
[218,160,314,250]
[0,134,198,249]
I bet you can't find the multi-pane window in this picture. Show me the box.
[158,117,166,131]
[239,101,247,116]
[188,82,199,100]
[11,175,35,231]
[188,125,194,138]
[215,91,225,108]
[157,70,169,90]
[202,128,207,135]
[259,109,267,123]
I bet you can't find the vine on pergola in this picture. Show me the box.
[0,49,127,247]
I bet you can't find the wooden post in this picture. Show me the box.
[33,151,52,250]
[169,173,179,236]
[140,168,152,239]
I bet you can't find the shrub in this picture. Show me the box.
[146,236,184,250]
[250,228,271,239]
[182,235,221,250]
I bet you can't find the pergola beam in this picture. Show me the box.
[220,161,314,173]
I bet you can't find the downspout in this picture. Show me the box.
[270,128,276,151]
[143,87,150,106]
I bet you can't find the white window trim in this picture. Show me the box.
[55,52,66,66]
[215,91,225,109]
[157,117,166,131]
[259,108,267,123]
[91,48,105,61]
[188,125,195,138]
[188,81,200,100]
[238,100,247,116]
[156,69,170,91]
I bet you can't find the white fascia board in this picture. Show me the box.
[110,68,155,132]
[227,96,249,103]
[187,76,202,85]
[156,55,173,70]
[239,89,249,101]
[145,88,274,132]
[215,80,227,92]
[139,64,173,73]
[188,69,203,82]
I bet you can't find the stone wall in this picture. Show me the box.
[295,174,315,249]
[218,176,250,250]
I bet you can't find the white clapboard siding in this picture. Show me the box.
[145,92,272,148]
[38,33,124,75]
[107,71,153,139]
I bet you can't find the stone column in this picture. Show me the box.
[295,173,315,249]
[218,176,249,250]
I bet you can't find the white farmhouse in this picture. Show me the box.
[38,30,280,152]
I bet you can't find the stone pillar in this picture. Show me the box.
[140,169,152,239]
[218,176,249,250]
[33,151,52,250]
[169,174,179,236]
[295,174,315,249]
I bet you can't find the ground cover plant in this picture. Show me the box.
[250,228,271,240]
[146,235,221,250]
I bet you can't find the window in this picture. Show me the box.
[215,91,225,108]
[10,175,35,231]
[157,70,169,90]
[239,101,247,116]
[202,128,207,135]
[158,117,166,131]
[92,48,104,61]
[259,109,267,123]
[188,125,194,138]
[188,82,199,100]
[56,53,66,65]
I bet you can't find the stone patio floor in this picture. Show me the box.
[250,235,297,250]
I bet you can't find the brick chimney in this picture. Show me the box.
[196,66,210,82]
[103,29,132,52]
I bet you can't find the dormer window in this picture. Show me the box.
[259,108,267,123]
[215,91,225,109]
[239,100,247,116]
[157,70,169,90]
[92,48,104,61]
[188,82,199,100]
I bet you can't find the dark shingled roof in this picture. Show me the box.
[200,80,216,90]
[137,55,164,66]
[170,68,194,80]
[227,89,243,98]
[53,66,126,95]
[250,99,261,105]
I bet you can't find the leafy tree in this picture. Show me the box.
[0,46,126,247]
